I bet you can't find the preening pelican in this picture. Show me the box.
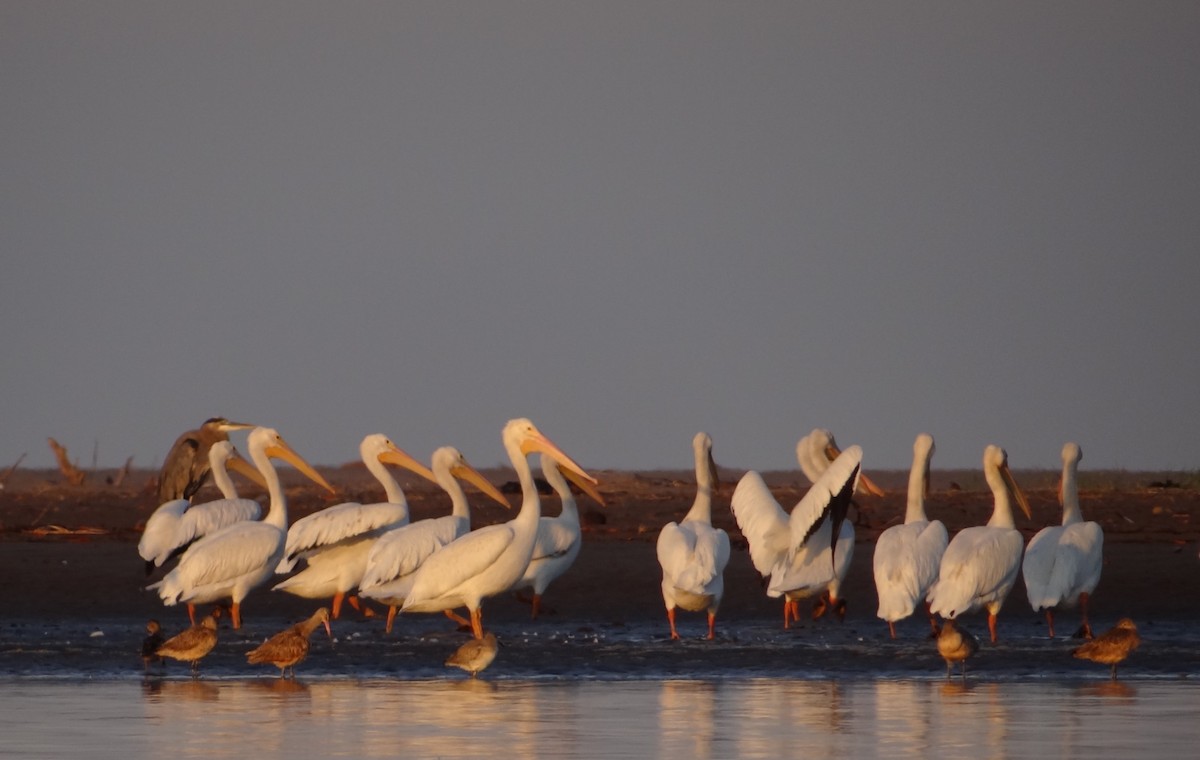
[512,452,605,619]
[1022,442,1103,638]
[358,445,510,633]
[731,445,862,628]
[148,427,334,629]
[273,434,438,618]
[400,418,598,639]
[873,433,948,637]
[139,440,267,574]
[157,417,254,502]
[655,432,730,640]
[928,445,1031,643]
[246,607,332,679]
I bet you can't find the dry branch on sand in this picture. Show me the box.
[47,438,87,486]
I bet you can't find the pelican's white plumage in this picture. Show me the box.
[358,445,509,632]
[400,418,598,639]
[512,453,604,619]
[147,427,333,629]
[873,433,948,637]
[138,441,264,573]
[928,445,1031,643]
[655,432,730,640]
[732,444,862,627]
[273,434,437,618]
[1022,442,1102,638]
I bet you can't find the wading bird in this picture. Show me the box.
[513,452,605,619]
[139,440,266,575]
[157,417,254,502]
[148,427,334,629]
[156,610,221,677]
[400,418,598,639]
[928,445,1030,643]
[273,434,439,618]
[1022,442,1103,638]
[655,432,730,640]
[936,618,979,680]
[358,446,510,633]
[732,445,863,628]
[873,433,948,637]
[1072,618,1140,680]
[246,607,332,679]
[445,632,499,677]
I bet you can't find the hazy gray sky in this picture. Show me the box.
[4,2,1198,474]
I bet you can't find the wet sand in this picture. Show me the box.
[1,467,1198,679]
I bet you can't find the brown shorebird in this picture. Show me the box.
[141,619,165,672]
[445,632,499,678]
[156,611,220,677]
[937,618,979,680]
[246,608,331,679]
[1073,618,1140,680]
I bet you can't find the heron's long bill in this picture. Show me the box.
[226,451,269,489]
[217,420,255,432]
[265,439,335,493]
[379,447,439,484]
[451,462,512,508]
[1001,462,1031,519]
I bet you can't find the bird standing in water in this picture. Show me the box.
[246,607,332,679]
[936,618,979,680]
[445,632,499,678]
[1072,618,1140,680]
[140,619,165,672]
[156,610,221,677]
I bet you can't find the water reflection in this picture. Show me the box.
[2,678,1197,759]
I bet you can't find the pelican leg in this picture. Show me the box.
[833,597,848,622]
[706,612,716,641]
[1077,592,1093,639]
[1045,608,1056,638]
[331,591,346,620]
[230,601,242,630]
[386,605,398,634]
[667,607,680,640]
[987,612,998,644]
[444,609,472,629]
[888,621,896,639]
[469,608,484,640]
[531,594,542,620]
[187,603,197,626]
[812,594,828,620]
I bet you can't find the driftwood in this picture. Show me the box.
[111,455,134,487]
[47,438,87,486]
[0,453,25,486]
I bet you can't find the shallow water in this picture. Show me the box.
[3,677,1196,759]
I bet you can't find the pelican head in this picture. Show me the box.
[693,432,718,490]
[503,418,598,489]
[984,444,1031,520]
[432,445,512,507]
[250,427,336,494]
[361,433,439,484]
[914,433,935,499]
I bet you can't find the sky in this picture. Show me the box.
[4,2,1198,475]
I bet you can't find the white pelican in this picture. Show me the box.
[1022,442,1103,638]
[731,445,863,628]
[148,427,334,629]
[655,432,730,640]
[796,428,885,620]
[272,434,438,618]
[927,445,1031,643]
[358,445,511,632]
[139,440,267,575]
[157,417,254,502]
[400,418,598,639]
[512,452,605,619]
[873,433,948,638]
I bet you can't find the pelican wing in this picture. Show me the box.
[403,524,516,606]
[139,500,189,565]
[1023,521,1103,610]
[788,445,862,549]
[359,517,464,591]
[178,498,261,545]
[283,502,409,564]
[171,523,282,590]
[730,471,791,576]
[531,518,579,562]
[929,526,1024,617]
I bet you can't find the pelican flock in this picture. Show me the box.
[131,418,1130,682]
